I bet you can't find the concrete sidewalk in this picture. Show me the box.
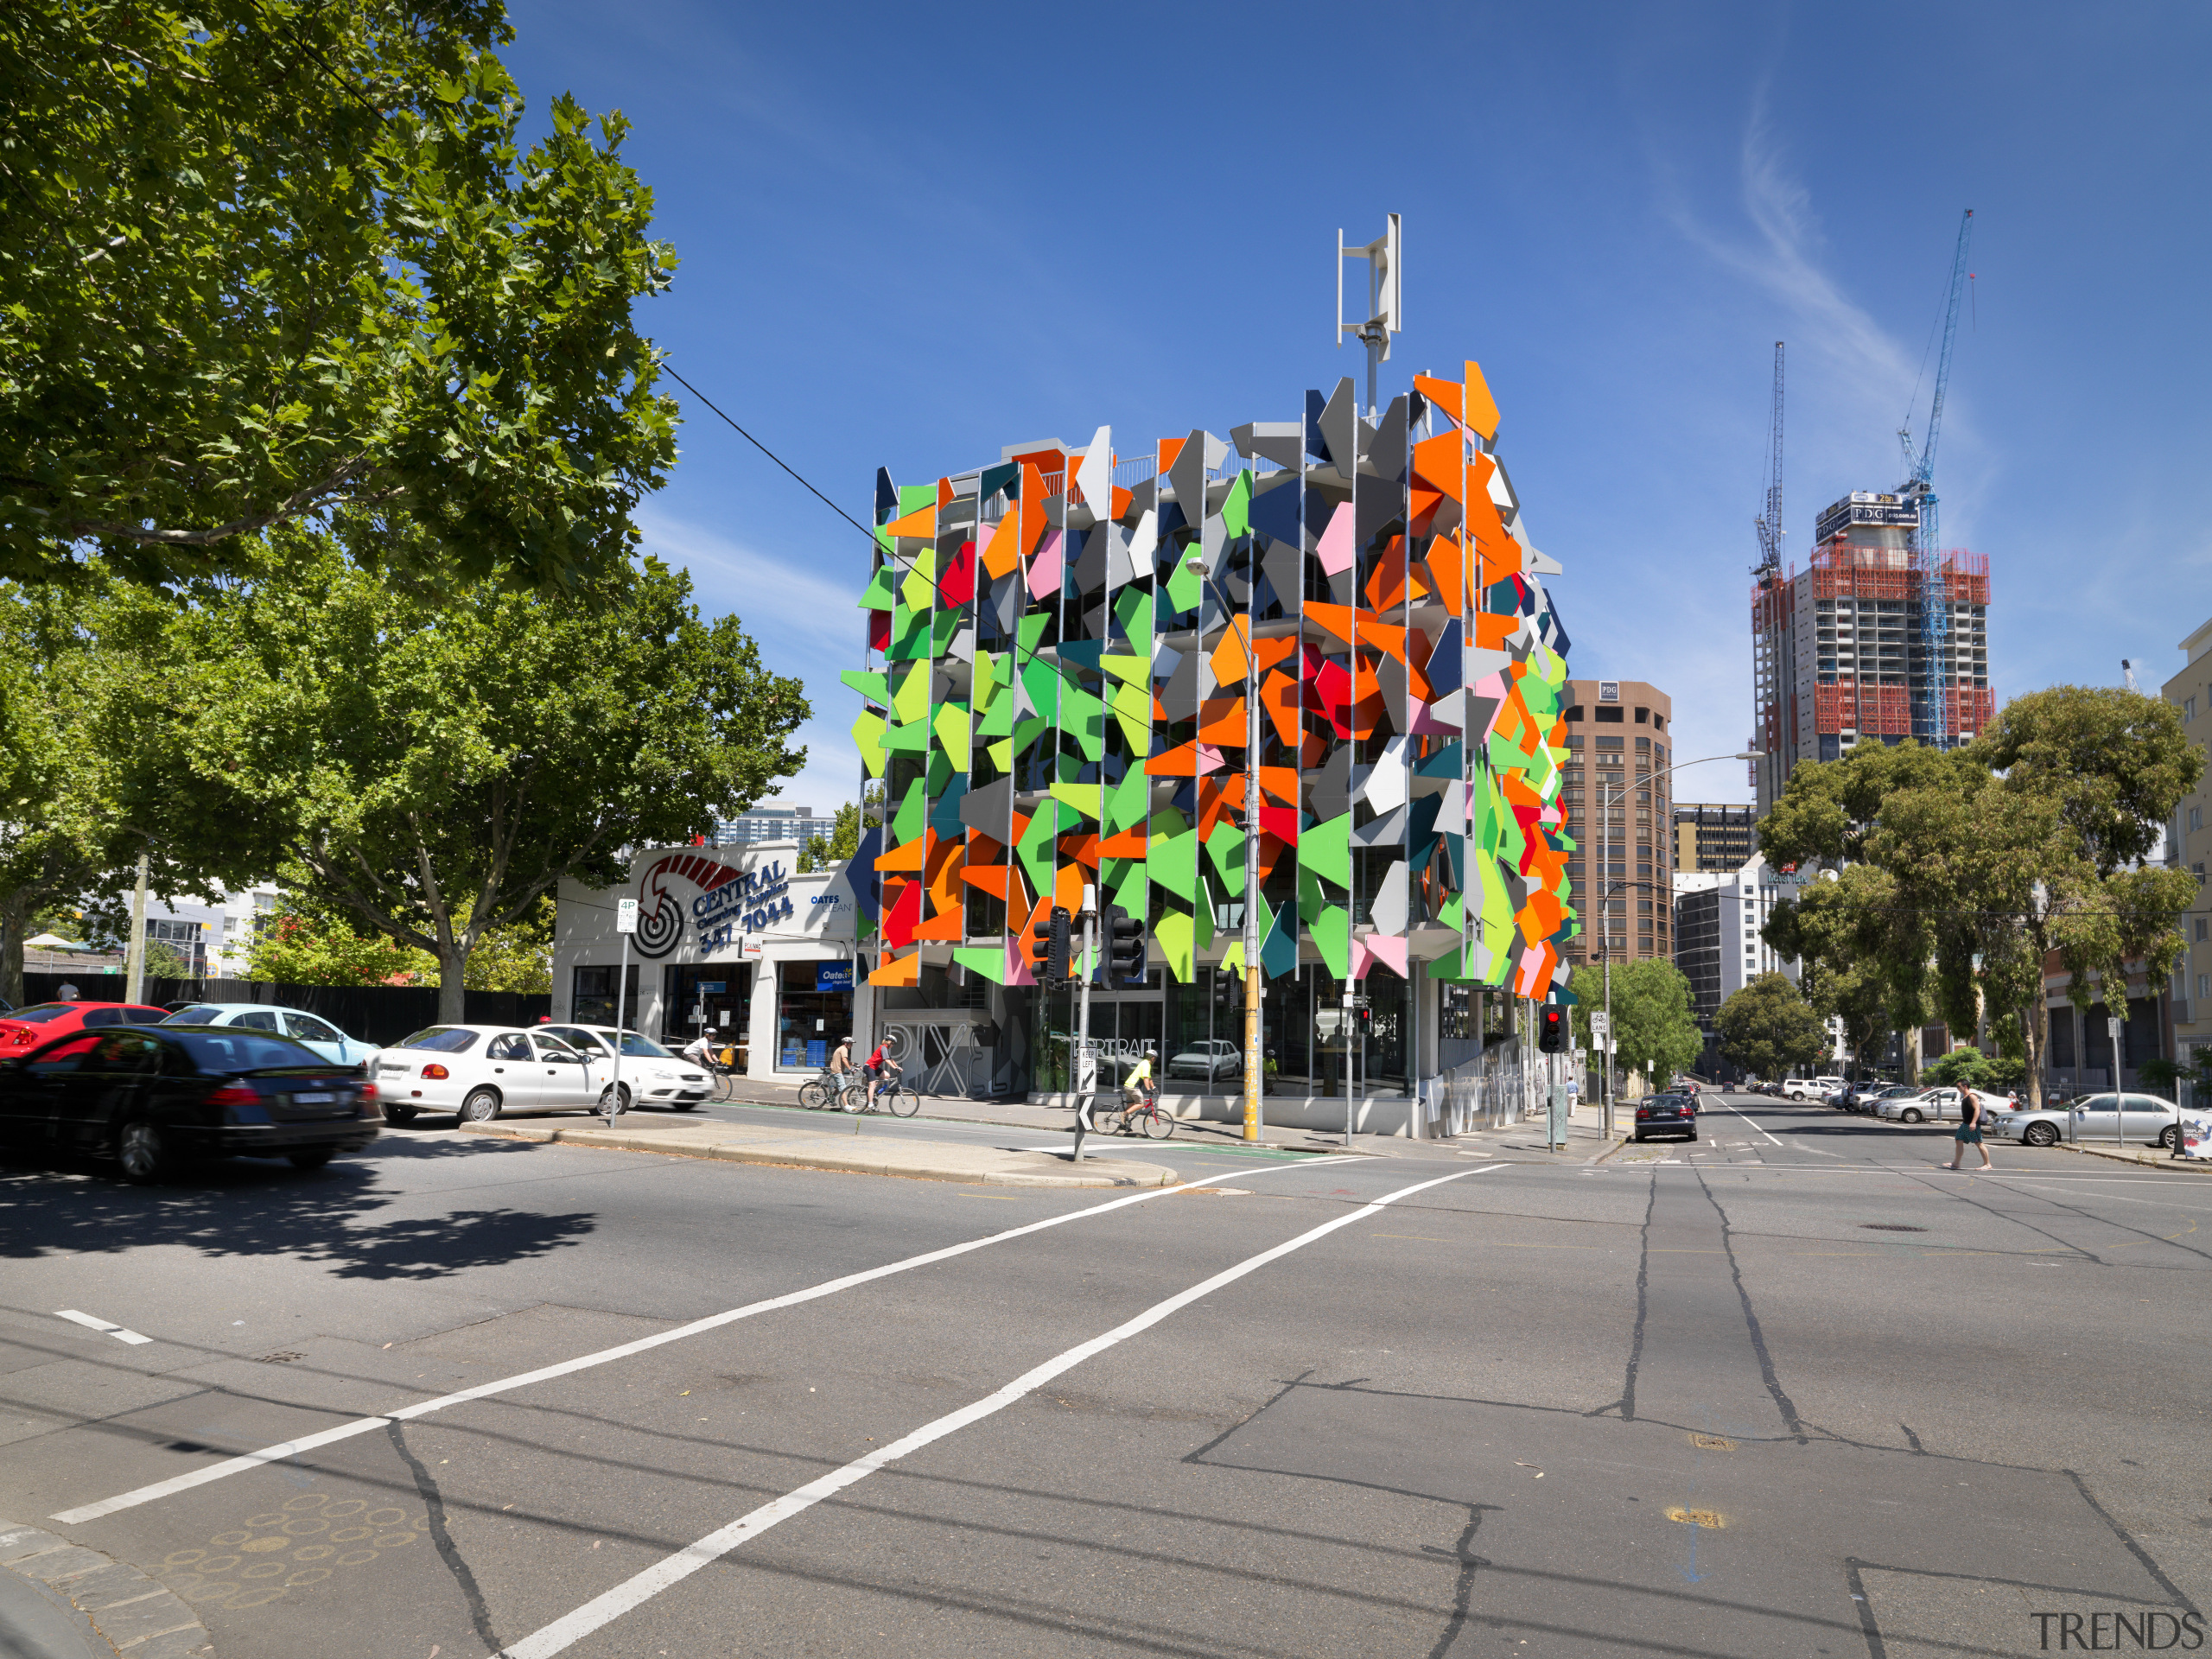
[466,1116,1179,1188]
[710,1077,1623,1167]
[0,1522,208,1658]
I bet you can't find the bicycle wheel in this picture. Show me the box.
[712,1069,737,1103]
[798,1079,828,1110]
[887,1084,920,1118]
[1140,1102,1175,1140]
[840,1083,868,1113]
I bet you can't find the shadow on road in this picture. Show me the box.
[0,1138,594,1280]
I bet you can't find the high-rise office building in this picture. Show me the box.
[1751,492,1993,817]
[1560,678,1675,969]
[1673,804,1757,874]
[715,805,820,846]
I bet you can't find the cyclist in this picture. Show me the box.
[829,1033,853,1084]
[861,1039,896,1109]
[1122,1046,1156,1123]
[679,1032,715,1069]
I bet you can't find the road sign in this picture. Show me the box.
[1590,1011,1610,1039]
[616,899,639,935]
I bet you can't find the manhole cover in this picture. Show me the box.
[1859,1224,1928,1233]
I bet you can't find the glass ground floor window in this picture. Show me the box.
[660,963,752,1057]
[776,960,854,1069]
[570,963,641,1028]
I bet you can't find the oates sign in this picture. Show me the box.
[630,850,810,960]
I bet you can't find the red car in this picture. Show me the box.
[0,1002,172,1052]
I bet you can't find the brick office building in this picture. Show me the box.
[1560,678,1675,969]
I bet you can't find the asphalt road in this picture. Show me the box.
[2,1092,2207,1658]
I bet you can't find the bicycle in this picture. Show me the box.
[798,1065,855,1110]
[695,1045,741,1103]
[1112,1082,1175,1141]
[841,1065,919,1117]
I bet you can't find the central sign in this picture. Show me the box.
[631,851,796,960]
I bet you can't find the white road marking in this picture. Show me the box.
[54,1310,151,1346]
[1721,1100,1787,1147]
[49,1154,1358,1526]
[495,1164,1506,1659]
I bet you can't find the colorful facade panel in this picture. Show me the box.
[847,366,1577,1003]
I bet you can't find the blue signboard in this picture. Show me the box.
[697,981,726,994]
[815,963,855,993]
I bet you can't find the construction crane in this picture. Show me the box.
[1898,208,1974,747]
[1752,341,1784,573]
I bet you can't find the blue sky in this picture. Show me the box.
[504,0,2212,814]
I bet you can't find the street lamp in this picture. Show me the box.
[1591,747,1762,1140]
[1185,552,1267,1142]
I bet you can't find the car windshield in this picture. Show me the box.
[602,1032,671,1058]
[173,1031,324,1072]
[164,1007,226,1026]
[396,1027,481,1054]
[5,1004,79,1025]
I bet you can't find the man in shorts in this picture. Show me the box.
[1947,1088,1992,1171]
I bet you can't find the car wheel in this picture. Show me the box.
[1901,1109,1923,1124]
[1632,1132,1645,1143]
[117,1121,175,1185]
[2158,1125,2177,1149]
[288,1148,336,1171]
[381,1103,418,1124]
[458,1088,502,1125]
[2023,1122,2058,1148]
[597,1084,631,1118]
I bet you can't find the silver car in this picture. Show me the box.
[162,1002,378,1069]
[1986,1092,2181,1150]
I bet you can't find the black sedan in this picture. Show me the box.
[0,1025,379,1182]
[1632,1092,1699,1143]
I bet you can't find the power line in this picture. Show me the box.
[658,364,878,549]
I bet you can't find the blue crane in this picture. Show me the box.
[1898,208,1974,747]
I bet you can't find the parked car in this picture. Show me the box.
[1850,1084,1917,1114]
[1873,1086,1979,1124]
[1985,1092,2180,1150]
[372,1025,616,1123]
[0,1024,378,1181]
[162,1003,378,1069]
[537,1025,711,1109]
[0,1001,173,1053]
[1633,1093,1698,1143]
[1780,1076,1842,1102]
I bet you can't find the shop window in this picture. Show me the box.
[571,963,640,1027]
[661,964,751,1057]
[777,960,855,1070]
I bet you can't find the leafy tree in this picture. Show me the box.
[799,801,863,874]
[140,940,195,982]
[1714,972,1832,1080]
[1591,958,1705,1093]
[120,537,804,1020]
[1764,865,1922,1080]
[2,1,677,591]
[247,893,550,991]
[1923,1046,1993,1087]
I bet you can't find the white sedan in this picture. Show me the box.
[1874,1086,2001,1125]
[538,1024,711,1109]
[373,1025,613,1124]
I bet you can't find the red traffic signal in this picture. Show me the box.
[1538,1006,1567,1053]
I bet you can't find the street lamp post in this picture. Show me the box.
[1592,749,1762,1139]
[1185,554,1266,1143]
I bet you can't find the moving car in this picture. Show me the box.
[0,1001,172,1053]
[161,1002,378,1068]
[0,1024,378,1181]
[372,1025,613,1123]
[1633,1093,1698,1142]
[537,1025,711,1109]
[1984,1092,2181,1150]
[1873,1085,2001,1125]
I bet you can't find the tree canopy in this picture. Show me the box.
[116,536,806,1019]
[1714,972,1834,1082]
[1758,690,2200,1107]
[1577,958,1704,1091]
[2,0,677,591]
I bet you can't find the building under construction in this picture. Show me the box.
[1751,491,1992,817]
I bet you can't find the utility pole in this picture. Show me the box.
[1072,885,1098,1160]
[612,899,637,1118]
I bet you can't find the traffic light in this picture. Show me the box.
[1539,1005,1566,1053]
[1046,906,1071,984]
[1105,905,1147,985]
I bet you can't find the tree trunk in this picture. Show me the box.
[1904,1024,1923,1087]
[438,947,468,1024]
[0,892,28,1007]
[2024,998,2048,1109]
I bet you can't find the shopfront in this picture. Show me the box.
[554,842,859,1081]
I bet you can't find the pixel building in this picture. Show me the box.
[844,364,1575,1100]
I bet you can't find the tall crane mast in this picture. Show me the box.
[1753,341,1784,572]
[1900,209,1974,747]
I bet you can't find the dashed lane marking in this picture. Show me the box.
[55,1309,152,1345]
